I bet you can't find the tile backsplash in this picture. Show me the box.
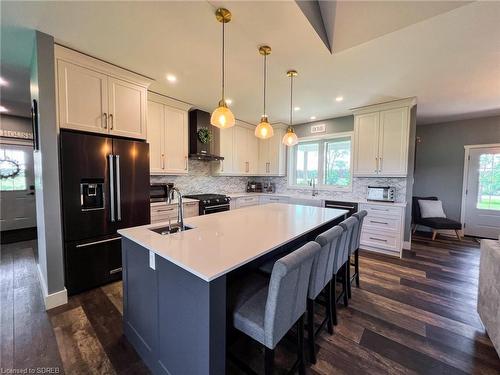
[151,160,407,203]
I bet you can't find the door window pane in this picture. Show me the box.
[477,153,500,210]
[324,137,351,187]
[294,142,319,185]
[0,146,28,191]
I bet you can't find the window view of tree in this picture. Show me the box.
[0,147,28,191]
[324,138,351,187]
[291,135,352,189]
[477,153,500,211]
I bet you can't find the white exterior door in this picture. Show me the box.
[463,146,500,239]
[147,101,165,174]
[108,77,147,139]
[353,112,379,176]
[0,142,36,231]
[378,107,409,176]
[57,60,108,134]
[164,106,188,174]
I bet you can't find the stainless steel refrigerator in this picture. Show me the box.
[60,130,150,294]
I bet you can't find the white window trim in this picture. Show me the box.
[287,131,353,192]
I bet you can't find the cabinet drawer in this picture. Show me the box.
[260,196,290,204]
[235,196,260,208]
[361,229,400,253]
[183,202,199,218]
[364,216,401,232]
[361,204,402,218]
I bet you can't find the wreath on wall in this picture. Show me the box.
[0,158,21,179]
[197,128,213,144]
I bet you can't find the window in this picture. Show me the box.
[289,133,352,190]
[0,145,28,191]
[477,153,500,211]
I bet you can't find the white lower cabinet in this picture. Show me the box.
[259,196,290,205]
[151,201,199,224]
[359,203,404,256]
[234,196,260,209]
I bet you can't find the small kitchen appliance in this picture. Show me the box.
[367,186,396,202]
[183,193,231,215]
[246,181,262,193]
[150,183,174,203]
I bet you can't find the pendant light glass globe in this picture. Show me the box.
[211,100,235,129]
[255,115,274,139]
[211,8,235,129]
[282,127,298,146]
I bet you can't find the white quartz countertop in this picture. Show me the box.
[228,192,407,207]
[118,203,348,281]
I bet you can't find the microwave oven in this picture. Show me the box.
[367,186,395,202]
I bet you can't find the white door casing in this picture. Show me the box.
[0,141,36,231]
[462,145,500,239]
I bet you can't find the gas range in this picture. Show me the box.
[183,194,231,215]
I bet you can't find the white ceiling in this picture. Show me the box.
[1,1,499,124]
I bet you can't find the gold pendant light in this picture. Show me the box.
[211,8,235,129]
[255,46,274,139]
[282,70,299,146]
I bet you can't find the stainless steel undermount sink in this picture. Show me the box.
[150,224,193,235]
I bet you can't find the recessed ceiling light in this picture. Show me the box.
[335,96,343,102]
[225,98,232,105]
[294,107,301,111]
[310,116,316,120]
[166,74,177,83]
[0,77,7,86]
[0,105,8,113]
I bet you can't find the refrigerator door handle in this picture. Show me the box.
[108,154,115,222]
[116,154,122,221]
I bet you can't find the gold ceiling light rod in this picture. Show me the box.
[255,45,274,139]
[211,8,235,129]
[282,70,299,146]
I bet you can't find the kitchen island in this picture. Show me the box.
[118,203,347,375]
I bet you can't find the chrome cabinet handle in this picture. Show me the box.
[155,207,175,212]
[245,161,249,173]
[375,157,378,173]
[161,154,165,169]
[76,236,121,248]
[379,156,383,173]
[185,156,188,170]
[371,207,389,211]
[108,154,115,222]
[109,114,114,130]
[370,220,388,225]
[109,267,122,275]
[220,160,224,172]
[103,113,108,129]
[116,155,121,221]
[369,237,388,242]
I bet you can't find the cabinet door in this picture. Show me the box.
[353,112,379,176]
[258,138,270,175]
[164,106,188,174]
[268,128,286,176]
[233,126,249,174]
[378,107,409,176]
[57,60,108,134]
[108,77,147,139]
[247,130,259,175]
[214,126,234,174]
[147,101,165,174]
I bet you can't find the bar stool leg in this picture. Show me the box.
[347,255,352,299]
[297,315,306,375]
[265,347,274,375]
[326,281,334,334]
[355,249,360,287]
[307,299,316,364]
[343,264,349,307]
[331,278,338,326]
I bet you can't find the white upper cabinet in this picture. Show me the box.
[353,98,415,177]
[147,93,190,175]
[107,77,147,139]
[213,126,235,175]
[57,61,109,134]
[258,125,286,176]
[55,45,151,140]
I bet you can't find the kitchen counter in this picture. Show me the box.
[119,203,347,375]
[228,192,407,207]
[119,203,347,281]
[150,197,198,206]
[478,239,500,356]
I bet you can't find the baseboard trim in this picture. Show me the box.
[403,241,411,250]
[36,263,68,310]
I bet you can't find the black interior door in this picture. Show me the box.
[60,131,115,241]
[112,138,150,229]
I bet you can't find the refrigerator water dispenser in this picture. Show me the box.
[80,180,104,211]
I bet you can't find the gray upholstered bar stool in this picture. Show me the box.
[348,210,367,298]
[335,216,357,309]
[307,225,344,364]
[231,241,321,375]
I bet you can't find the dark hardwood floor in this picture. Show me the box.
[1,233,499,374]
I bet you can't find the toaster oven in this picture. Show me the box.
[367,186,395,202]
